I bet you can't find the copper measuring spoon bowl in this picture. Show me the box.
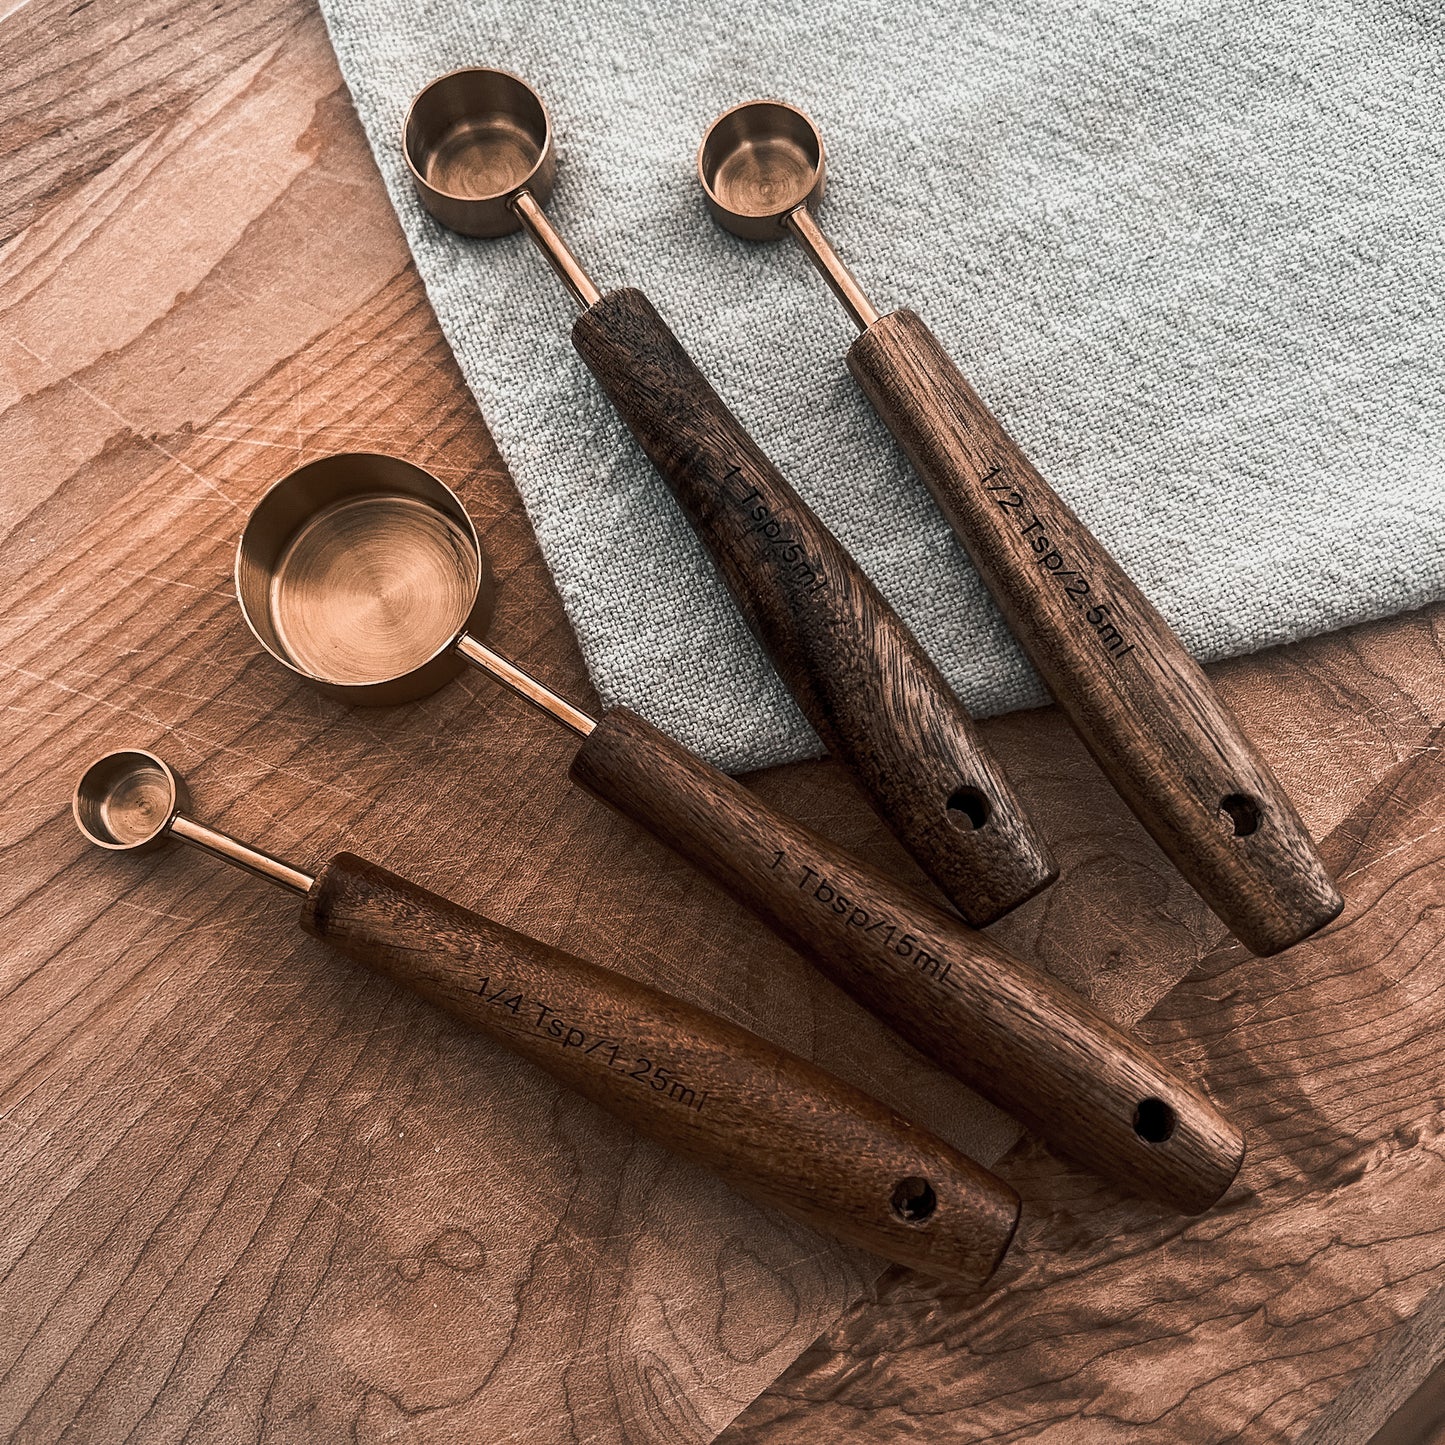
[698,99,825,241]
[236,453,592,732]
[237,453,497,707]
[403,67,557,239]
[75,749,188,854]
[699,99,876,326]
[403,67,598,305]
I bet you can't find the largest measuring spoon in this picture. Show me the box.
[398,66,1056,928]
[234,452,1244,1214]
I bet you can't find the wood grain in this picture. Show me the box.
[848,308,1342,957]
[723,607,1445,1445]
[0,11,917,1440]
[572,288,1058,926]
[306,852,1021,1287]
[4,0,1443,1438]
[573,707,1244,1215]
[0,0,310,243]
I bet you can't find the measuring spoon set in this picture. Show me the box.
[74,65,1343,1289]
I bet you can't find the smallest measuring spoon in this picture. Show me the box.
[74,746,1021,1286]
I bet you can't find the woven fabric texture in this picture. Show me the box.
[319,0,1445,771]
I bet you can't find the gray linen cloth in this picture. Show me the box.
[319,0,1445,772]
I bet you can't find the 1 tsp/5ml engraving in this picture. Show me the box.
[724,468,829,602]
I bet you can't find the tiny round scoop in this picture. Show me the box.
[74,750,187,853]
[75,748,314,889]
[698,101,826,240]
[236,454,495,706]
[403,68,556,237]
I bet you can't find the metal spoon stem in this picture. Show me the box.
[511,190,603,309]
[455,633,597,738]
[785,206,879,330]
[171,814,315,895]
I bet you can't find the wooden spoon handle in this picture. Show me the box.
[571,286,1056,926]
[571,708,1245,1214]
[847,309,1342,957]
[302,852,1019,1284]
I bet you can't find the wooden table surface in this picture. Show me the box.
[3,1,1442,1441]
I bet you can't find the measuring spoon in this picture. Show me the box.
[696,101,1342,958]
[73,747,1019,1283]
[234,452,1244,1213]
[399,67,1056,927]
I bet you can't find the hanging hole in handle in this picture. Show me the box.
[946,787,991,831]
[890,1176,938,1224]
[1218,793,1261,837]
[1133,1097,1177,1144]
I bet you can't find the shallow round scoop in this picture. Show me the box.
[403,67,556,237]
[698,100,826,240]
[74,750,187,853]
[236,454,494,706]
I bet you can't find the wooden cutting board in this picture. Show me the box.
[723,607,1445,1444]
[4,0,1440,1440]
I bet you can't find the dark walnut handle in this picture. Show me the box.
[571,709,1245,1214]
[302,852,1019,1285]
[571,287,1055,927]
[848,309,1342,957]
